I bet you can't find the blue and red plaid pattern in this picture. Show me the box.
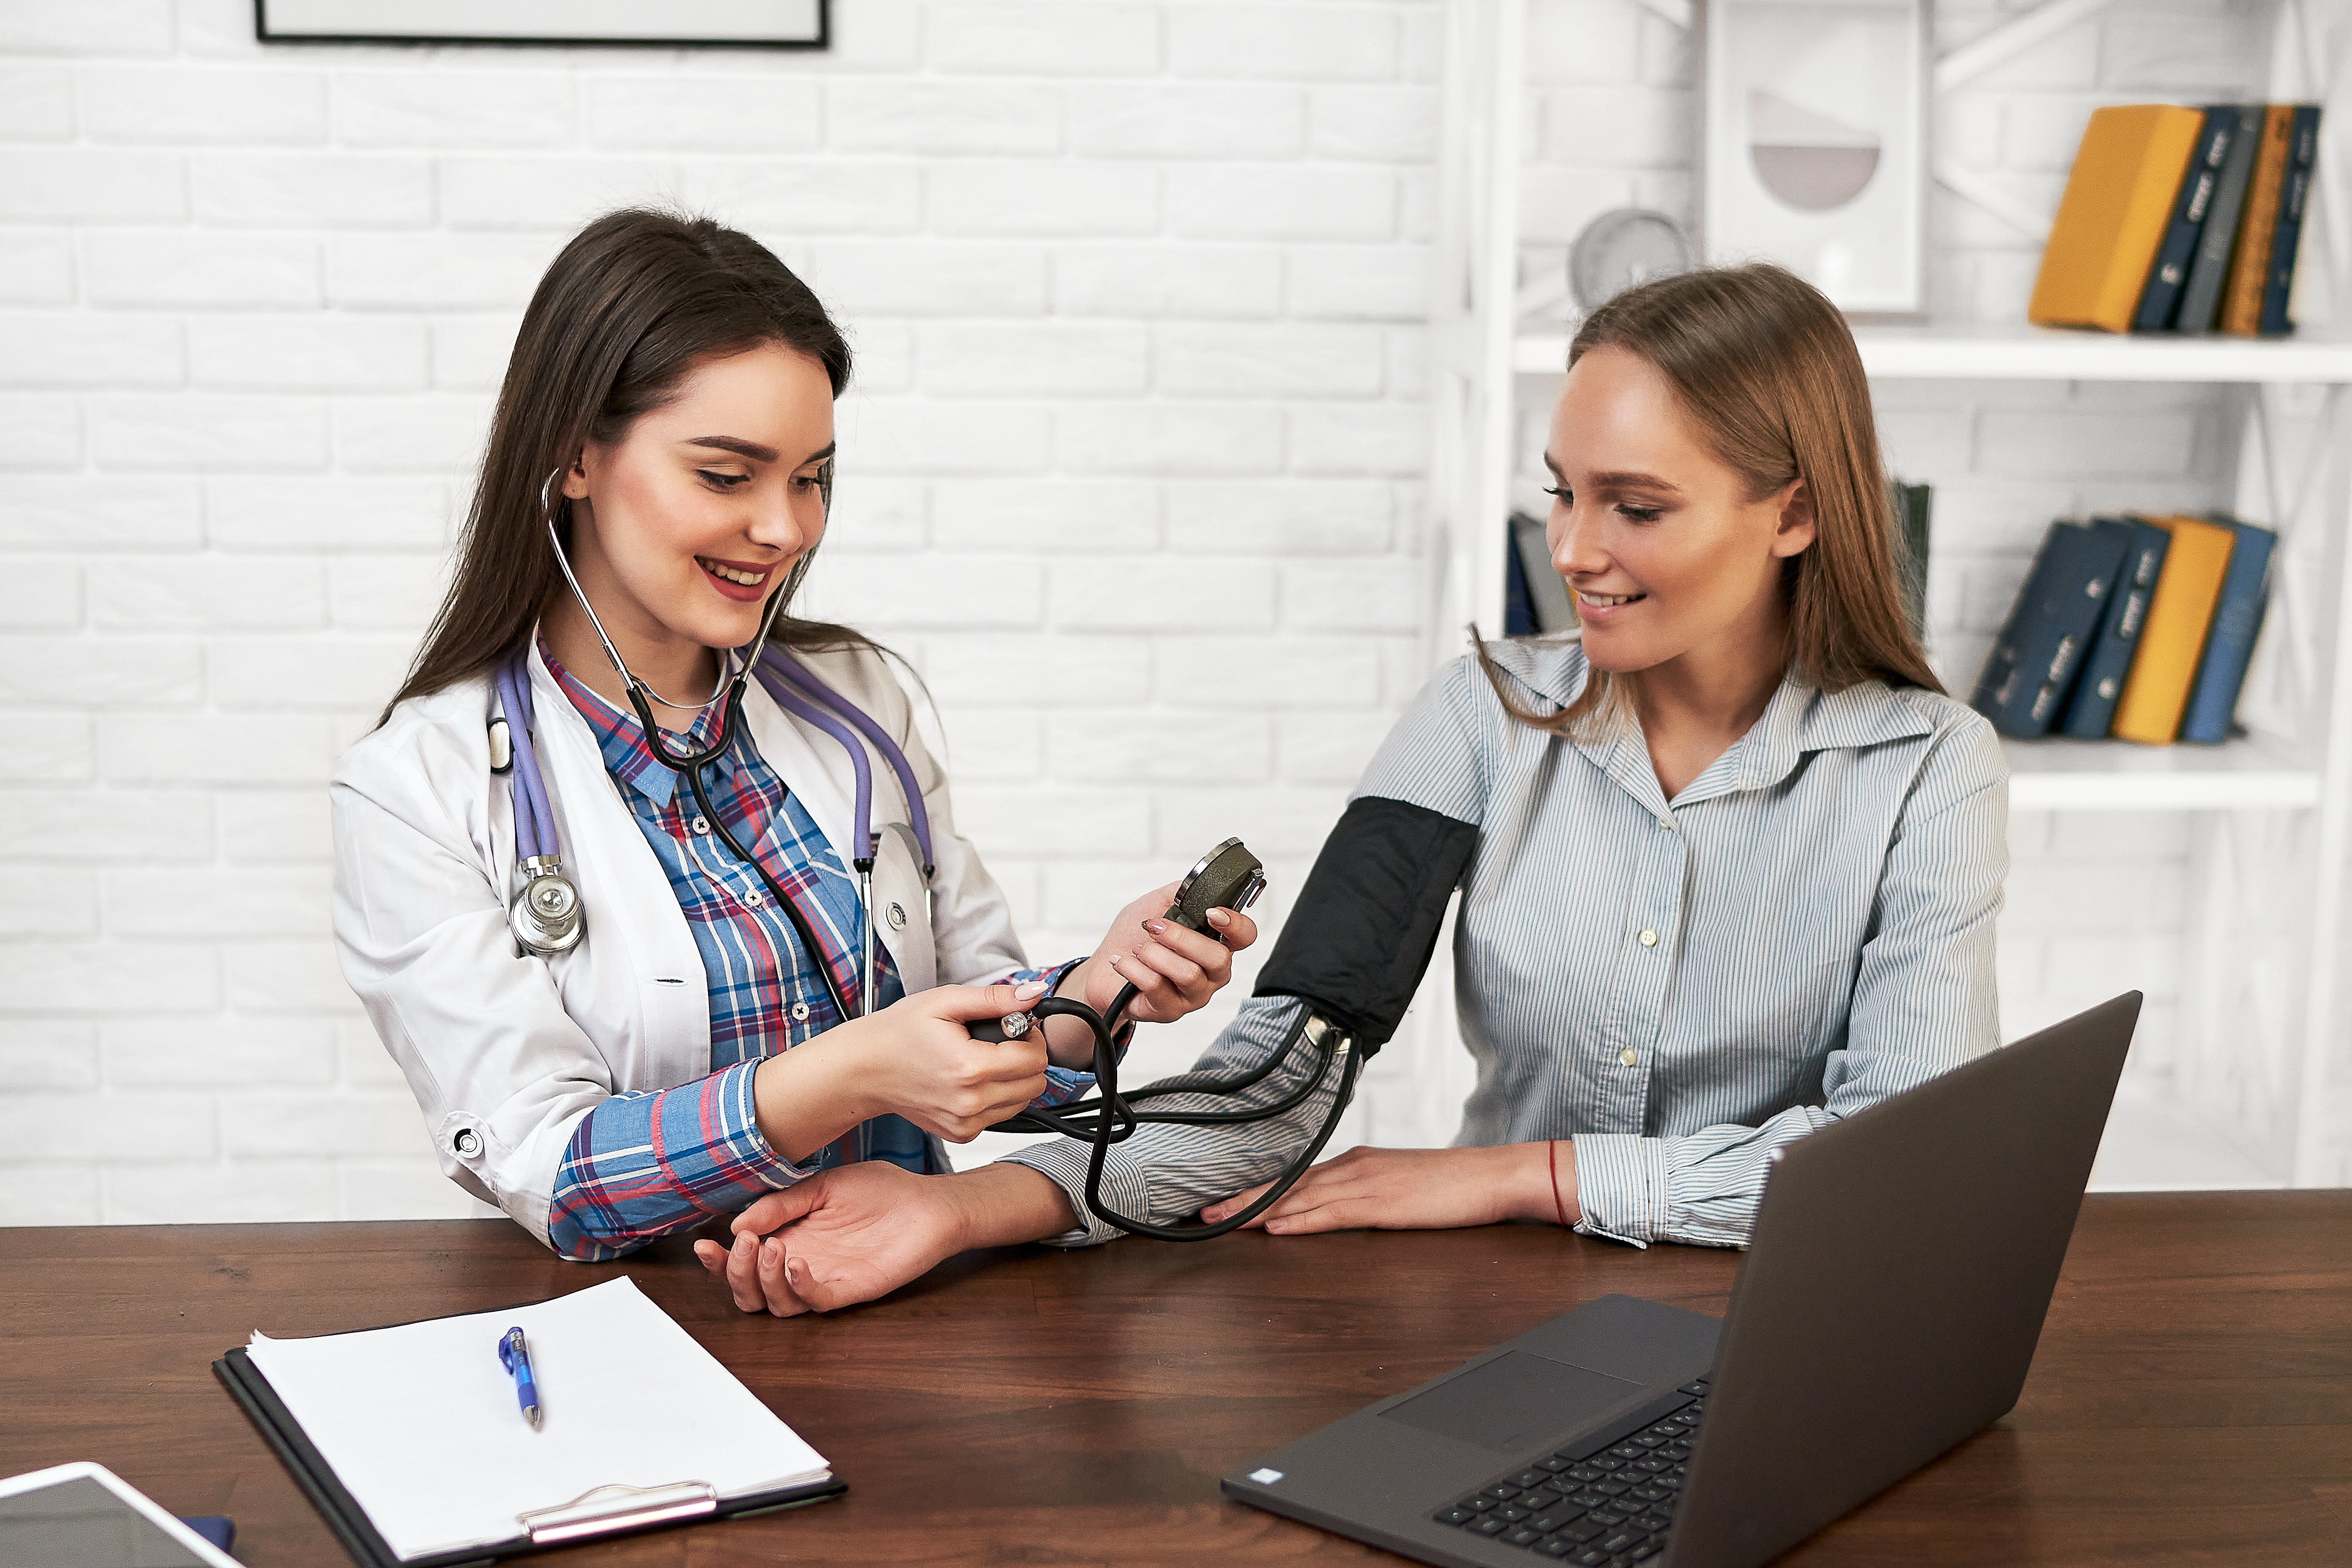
[538,645,1091,1261]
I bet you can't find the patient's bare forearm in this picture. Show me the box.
[946,1162,1080,1249]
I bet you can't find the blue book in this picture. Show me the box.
[2177,103,2264,333]
[2060,517,2170,738]
[2133,108,2239,331]
[1503,515,1535,635]
[1971,521,2131,738]
[2258,105,2322,335]
[2178,513,2277,744]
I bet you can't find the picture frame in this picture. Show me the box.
[1696,0,1929,316]
[255,0,829,50]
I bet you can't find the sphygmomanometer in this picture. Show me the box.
[978,798,1478,1242]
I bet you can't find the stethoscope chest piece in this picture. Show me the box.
[511,853,584,958]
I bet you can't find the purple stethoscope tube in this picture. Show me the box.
[754,646,935,876]
[495,658,560,864]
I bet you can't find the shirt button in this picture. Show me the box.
[1619,1049,1639,1067]
[790,1001,811,1022]
[1639,929,1658,947]
[691,816,711,834]
[1657,816,1672,830]
[744,888,764,906]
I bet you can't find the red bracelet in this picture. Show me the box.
[1549,1138,1570,1229]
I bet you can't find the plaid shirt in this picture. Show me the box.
[541,645,1087,1262]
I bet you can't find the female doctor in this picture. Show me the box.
[332,208,1255,1264]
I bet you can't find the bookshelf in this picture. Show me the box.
[1514,326,2352,383]
[1426,0,2352,1188]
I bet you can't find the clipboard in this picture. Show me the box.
[213,1288,845,1568]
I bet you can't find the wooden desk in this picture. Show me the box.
[3,1193,2347,1566]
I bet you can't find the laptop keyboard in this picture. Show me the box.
[1428,1378,1708,1564]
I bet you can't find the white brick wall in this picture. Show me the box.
[0,0,2289,1225]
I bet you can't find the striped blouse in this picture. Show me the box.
[1005,638,2008,1250]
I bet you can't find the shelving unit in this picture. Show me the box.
[1426,0,2352,1186]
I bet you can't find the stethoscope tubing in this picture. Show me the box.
[496,658,560,863]
[748,658,876,868]
[757,649,936,875]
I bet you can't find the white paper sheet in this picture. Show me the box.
[245,1277,827,1561]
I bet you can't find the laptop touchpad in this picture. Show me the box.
[1379,1351,1645,1454]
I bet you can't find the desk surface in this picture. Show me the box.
[4,1193,2348,1567]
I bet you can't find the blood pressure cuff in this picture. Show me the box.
[1250,795,1479,1058]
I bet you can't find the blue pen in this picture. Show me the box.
[498,1326,540,1428]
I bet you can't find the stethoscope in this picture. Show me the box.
[490,470,935,1026]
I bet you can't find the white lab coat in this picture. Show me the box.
[330,639,1029,1247]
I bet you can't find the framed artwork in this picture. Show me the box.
[1696,0,1928,316]
[255,0,829,49]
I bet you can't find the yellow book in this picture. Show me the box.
[2219,104,2295,336]
[2113,515,2236,745]
[2029,105,2208,333]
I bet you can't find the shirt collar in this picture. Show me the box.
[1482,637,1938,806]
[539,638,738,809]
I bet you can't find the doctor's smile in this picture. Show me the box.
[699,558,775,592]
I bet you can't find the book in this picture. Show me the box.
[2112,514,2237,744]
[1970,521,2130,738]
[2029,104,2209,334]
[1510,510,1576,634]
[2176,103,2264,332]
[2220,105,2296,336]
[1504,515,1536,635]
[1892,479,1932,637]
[2059,517,2170,739]
[2131,108,2239,331]
[2259,106,2323,335]
[2178,513,2278,744]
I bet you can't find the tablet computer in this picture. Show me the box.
[0,1460,241,1568]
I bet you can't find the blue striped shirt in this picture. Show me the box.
[1006,639,2007,1249]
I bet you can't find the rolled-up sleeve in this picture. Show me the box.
[1000,996,1345,1246]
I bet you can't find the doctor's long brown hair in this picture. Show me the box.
[381,208,864,723]
[1478,263,1940,734]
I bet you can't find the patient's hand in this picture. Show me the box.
[1198,1143,1575,1234]
[693,1161,1079,1316]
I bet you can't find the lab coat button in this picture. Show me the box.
[453,1129,482,1158]
[1619,1050,1639,1067]
[790,1001,811,1022]
[1639,929,1659,947]
[888,902,907,930]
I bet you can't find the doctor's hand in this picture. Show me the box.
[844,980,1057,1143]
[1053,882,1259,1056]
[693,1162,1079,1317]
[755,980,1052,1158]
[1198,1143,1579,1235]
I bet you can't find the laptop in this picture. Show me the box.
[1222,992,2141,1568]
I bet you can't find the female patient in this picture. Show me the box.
[703,263,2005,1313]
[333,209,1254,1260]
